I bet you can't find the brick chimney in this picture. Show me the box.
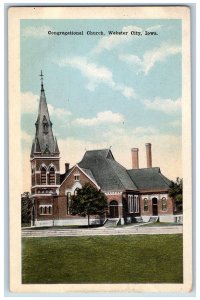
[131,148,139,169]
[65,163,70,173]
[145,143,152,168]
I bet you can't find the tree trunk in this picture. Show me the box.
[88,214,90,228]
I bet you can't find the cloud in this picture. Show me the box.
[133,126,158,136]
[92,25,164,54]
[119,43,181,75]
[58,56,136,99]
[92,25,142,54]
[21,92,71,117]
[143,97,181,114]
[22,26,52,38]
[48,105,72,118]
[170,120,181,128]
[145,25,163,32]
[21,131,32,144]
[73,111,125,126]
[22,125,181,192]
[21,92,39,114]
[59,56,114,90]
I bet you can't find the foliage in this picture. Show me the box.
[169,178,183,213]
[70,183,108,226]
[21,192,32,224]
[22,234,183,284]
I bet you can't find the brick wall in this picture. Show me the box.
[59,166,97,195]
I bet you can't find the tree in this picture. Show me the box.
[169,178,183,213]
[21,192,32,224]
[69,183,108,227]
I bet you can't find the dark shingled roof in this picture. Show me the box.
[60,168,72,184]
[127,167,171,190]
[78,149,138,192]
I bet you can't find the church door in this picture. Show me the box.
[152,198,158,216]
[109,200,119,218]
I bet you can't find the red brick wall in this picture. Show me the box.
[59,166,97,196]
[140,195,174,216]
[140,197,152,216]
[106,194,123,217]
[31,157,60,188]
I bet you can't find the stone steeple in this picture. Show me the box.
[30,71,59,158]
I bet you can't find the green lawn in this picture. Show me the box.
[22,234,183,284]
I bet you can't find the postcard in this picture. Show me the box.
[8,6,192,293]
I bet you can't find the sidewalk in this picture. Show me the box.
[22,225,183,238]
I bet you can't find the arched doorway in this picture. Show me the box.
[152,198,158,216]
[109,200,119,218]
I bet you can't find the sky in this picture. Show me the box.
[20,19,182,192]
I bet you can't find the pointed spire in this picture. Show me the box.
[40,70,44,92]
[30,71,59,157]
[54,137,60,154]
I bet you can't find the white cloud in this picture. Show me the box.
[119,43,181,75]
[92,25,164,54]
[92,26,142,54]
[22,125,182,192]
[21,131,32,143]
[48,105,72,118]
[59,56,114,89]
[21,92,71,117]
[144,97,181,114]
[170,120,181,128]
[73,111,125,126]
[22,26,52,38]
[58,56,136,99]
[145,25,163,32]
[21,92,39,114]
[133,126,158,136]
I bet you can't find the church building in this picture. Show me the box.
[30,74,181,227]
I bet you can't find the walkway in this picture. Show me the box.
[22,225,182,238]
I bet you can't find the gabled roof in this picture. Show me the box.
[127,167,171,190]
[60,164,100,189]
[78,149,138,192]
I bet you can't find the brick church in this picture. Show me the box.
[30,74,180,227]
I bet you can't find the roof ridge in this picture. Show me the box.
[86,148,109,152]
[127,167,160,171]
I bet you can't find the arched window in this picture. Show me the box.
[39,205,52,215]
[144,198,148,211]
[162,197,167,211]
[41,167,47,185]
[49,167,55,185]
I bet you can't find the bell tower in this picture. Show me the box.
[30,71,60,197]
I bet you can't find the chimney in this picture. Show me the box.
[65,163,70,173]
[131,148,139,169]
[145,143,152,168]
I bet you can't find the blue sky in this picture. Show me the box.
[20,19,182,191]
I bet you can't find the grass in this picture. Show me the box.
[22,234,183,284]
[21,223,31,227]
